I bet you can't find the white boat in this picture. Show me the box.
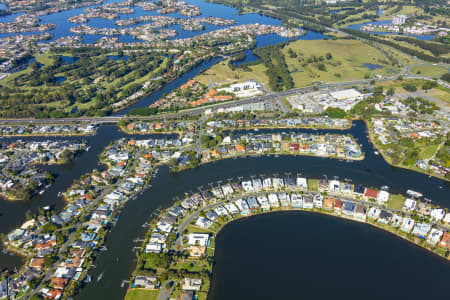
[374,151,379,155]
[97,272,104,282]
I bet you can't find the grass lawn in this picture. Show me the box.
[186,225,215,234]
[124,289,159,300]
[427,87,450,104]
[409,65,448,77]
[418,144,439,160]
[35,52,56,67]
[282,39,400,88]
[379,5,424,20]
[194,60,269,86]
[308,179,318,191]
[387,194,405,210]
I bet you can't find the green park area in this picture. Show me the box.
[281,39,400,87]
[195,39,400,91]
[195,59,269,86]
[409,65,448,77]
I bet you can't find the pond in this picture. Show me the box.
[56,76,66,85]
[61,56,79,64]
[107,55,129,61]
[364,62,383,70]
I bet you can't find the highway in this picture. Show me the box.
[0,67,446,126]
[0,78,383,125]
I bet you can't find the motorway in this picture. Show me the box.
[0,64,446,126]
[0,78,386,125]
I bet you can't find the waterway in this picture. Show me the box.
[0,0,287,43]
[0,120,448,298]
[73,120,449,300]
[0,0,449,297]
[209,212,450,300]
[0,125,177,267]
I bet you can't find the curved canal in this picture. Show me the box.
[209,212,450,300]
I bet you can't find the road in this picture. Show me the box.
[0,68,446,126]
[0,78,398,125]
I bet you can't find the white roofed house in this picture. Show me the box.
[268,193,279,208]
[430,208,445,222]
[328,180,340,193]
[303,194,314,209]
[182,278,202,291]
[187,233,210,247]
[211,187,224,199]
[296,177,308,189]
[278,193,290,207]
[257,195,270,211]
[221,184,234,197]
[291,193,303,208]
[377,190,389,204]
[224,203,239,215]
[272,178,284,190]
[242,180,253,193]
[235,199,250,215]
[262,178,272,190]
[145,242,163,253]
[402,198,417,212]
[195,217,212,229]
[313,194,323,209]
[391,214,403,227]
[427,228,443,246]
[445,213,450,224]
[400,218,415,233]
[251,179,263,192]
[214,206,228,216]
[368,207,381,220]
[412,223,432,239]
[148,231,166,243]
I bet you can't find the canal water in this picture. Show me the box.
[0,0,283,42]
[209,212,450,300]
[0,121,448,298]
[0,126,177,267]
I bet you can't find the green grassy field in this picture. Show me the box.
[195,39,400,90]
[124,289,159,300]
[387,194,405,210]
[195,60,269,86]
[409,65,448,77]
[379,5,424,20]
[282,39,400,87]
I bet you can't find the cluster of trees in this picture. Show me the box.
[393,36,450,56]
[400,96,438,114]
[253,43,294,91]
[341,28,450,64]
